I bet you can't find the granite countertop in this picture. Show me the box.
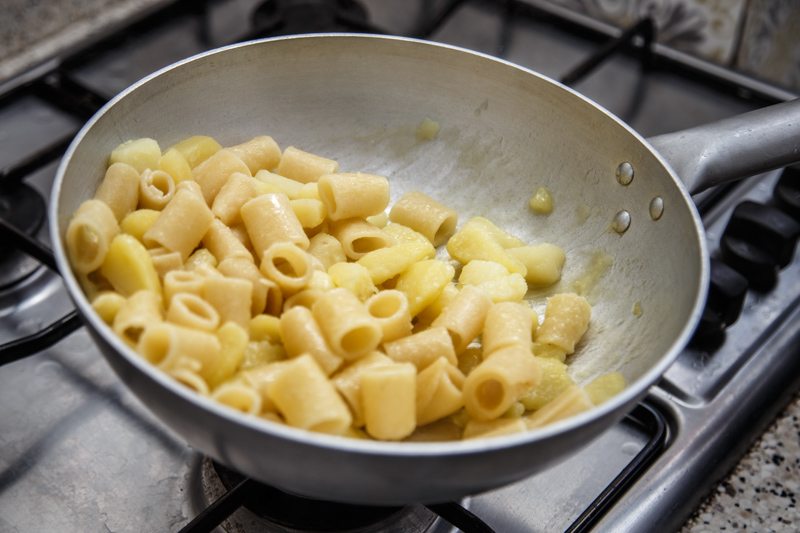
[682,392,800,532]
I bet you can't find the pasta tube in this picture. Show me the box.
[416,357,466,426]
[227,135,282,174]
[317,172,390,221]
[279,306,343,376]
[192,149,251,205]
[93,162,140,221]
[142,188,215,261]
[259,242,315,293]
[482,301,536,356]
[240,193,310,259]
[311,288,382,360]
[535,293,592,354]
[431,284,493,354]
[65,199,119,274]
[462,344,541,422]
[112,290,163,347]
[365,289,412,343]
[388,190,458,246]
[361,362,417,441]
[384,326,457,370]
[138,169,175,210]
[275,146,338,184]
[329,218,391,260]
[211,172,258,226]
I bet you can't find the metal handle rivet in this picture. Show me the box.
[616,162,634,185]
[611,210,631,234]
[649,196,664,220]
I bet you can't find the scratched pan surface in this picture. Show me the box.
[51,34,706,504]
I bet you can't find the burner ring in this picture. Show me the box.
[0,182,47,290]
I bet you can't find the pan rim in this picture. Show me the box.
[49,33,709,458]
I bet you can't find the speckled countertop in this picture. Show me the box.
[681,392,800,532]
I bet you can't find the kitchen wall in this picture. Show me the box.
[543,0,800,94]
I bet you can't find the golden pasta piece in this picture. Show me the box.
[238,360,292,413]
[279,306,343,376]
[361,362,417,441]
[268,354,352,435]
[311,288,382,360]
[275,146,338,184]
[330,351,393,427]
[365,290,412,343]
[120,209,160,243]
[317,172,390,221]
[583,372,626,406]
[519,357,574,411]
[482,301,535,356]
[202,276,253,329]
[259,242,315,293]
[91,291,127,325]
[227,135,282,174]
[192,149,251,205]
[112,290,163,347]
[166,292,220,331]
[329,218,391,260]
[143,188,215,261]
[101,234,162,297]
[388,191,458,246]
[217,257,275,316]
[148,248,183,280]
[525,385,593,429]
[168,368,210,396]
[535,293,592,354]
[211,172,258,226]
[94,162,140,221]
[211,381,262,415]
[66,199,120,274]
[356,242,435,285]
[207,322,249,388]
[327,261,376,301]
[203,219,254,264]
[431,284,493,354]
[307,232,348,271]
[416,357,466,426]
[283,289,324,312]
[241,193,310,259]
[138,169,175,210]
[462,418,527,440]
[383,326,457,370]
[158,147,193,184]
[446,217,527,276]
[462,344,541,422]
[163,270,204,307]
[138,322,222,382]
[507,243,566,287]
[394,259,455,317]
[109,138,160,174]
[169,135,222,169]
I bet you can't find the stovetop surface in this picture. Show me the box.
[1,1,800,532]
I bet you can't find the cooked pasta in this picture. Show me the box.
[66,133,619,443]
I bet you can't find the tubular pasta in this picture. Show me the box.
[93,162,140,221]
[217,257,276,316]
[163,270,204,306]
[166,292,220,331]
[388,191,458,247]
[307,232,347,270]
[211,172,258,226]
[416,357,465,426]
[365,289,412,343]
[143,188,215,261]
[138,169,175,210]
[361,363,417,441]
[66,199,120,274]
[227,135,282,174]
[211,381,262,416]
[311,288,382,360]
[148,247,184,280]
[275,146,338,184]
[462,344,541,422]
[267,354,352,435]
[331,351,393,427]
[112,290,163,348]
[317,172,390,221]
[279,305,343,376]
[431,284,493,354]
[259,242,315,293]
[203,219,254,264]
[138,322,222,382]
[535,293,592,354]
[202,276,253,329]
[329,218,391,260]
[191,149,251,205]
[482,301,536,357]
[241,193,309,259]
[383,326,457,370]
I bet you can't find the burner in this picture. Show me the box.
[200,458,438,532]
[0,182,46,290]
[252,0,370,37]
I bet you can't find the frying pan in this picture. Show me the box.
[49,34,800,505]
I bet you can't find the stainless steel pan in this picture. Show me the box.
[49,34,800,505]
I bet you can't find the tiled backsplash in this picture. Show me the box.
[544,0,800,94]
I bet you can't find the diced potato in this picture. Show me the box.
[395,259,455,316]
[158,148,193,183]
[328,262,377,301]
[525,385,593,429]
[169,135,222,169]
[357,242,435,285]
[458,260,527,303]
[207,322,249,388]
[91,291,127,325]
[529,186,553,214]
[109,138,161,174]
[382,223,437,258]
[255,169,305,199]
[584,372,626,405]
[507,243,566,287]
[249,314,282,343]
[185,248,217,271]
[416,117,440,141]
[100,234,162,297]
[447,217,527,276]
[519,356,574,411]
[241,340,286,370]
[290,198,327,229]
[532,342,567,363]
[119,209,160,242]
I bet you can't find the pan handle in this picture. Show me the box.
[646,98,800,194]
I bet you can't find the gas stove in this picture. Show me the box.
[2,1,800,532]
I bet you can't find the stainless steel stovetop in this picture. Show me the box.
[2,1,800,532]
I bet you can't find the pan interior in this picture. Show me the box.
[55,35,704,436]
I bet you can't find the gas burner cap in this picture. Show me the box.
[0,183,46,290]
[200,458,438,532]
